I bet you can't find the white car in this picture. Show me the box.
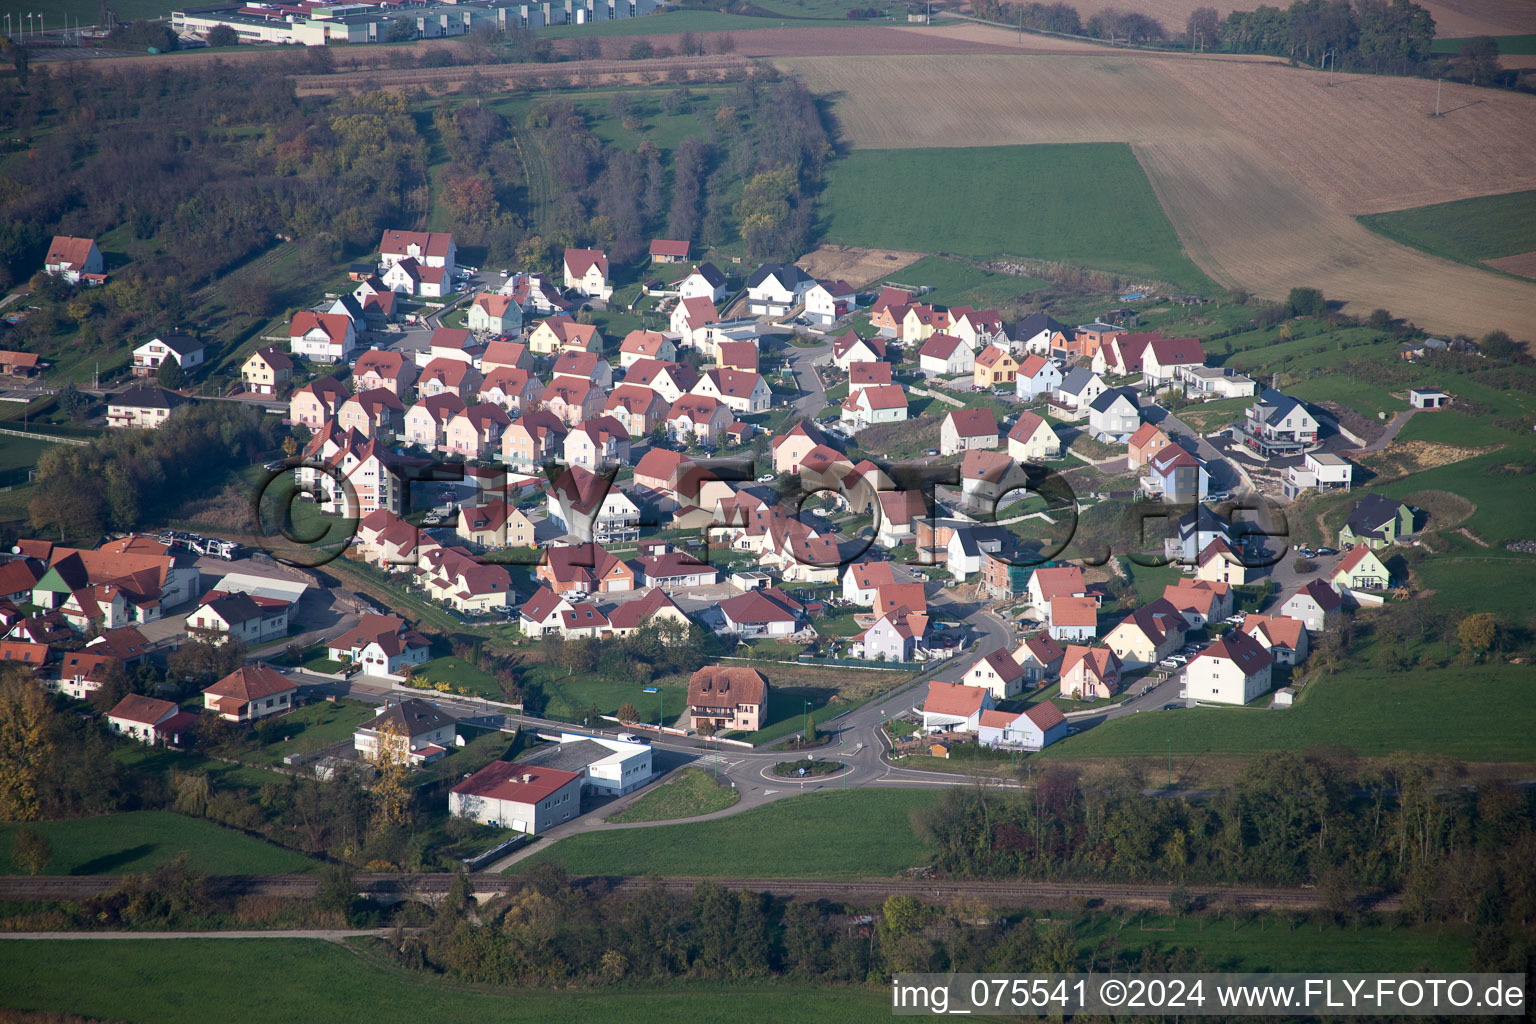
[757,474,775,482]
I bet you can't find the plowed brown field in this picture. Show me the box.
[796,245,924,288]
[1486,252,1536,279]
[960,0,1536,36]
[781,53,1536,337]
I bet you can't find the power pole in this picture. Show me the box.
[1435,78,1442,117]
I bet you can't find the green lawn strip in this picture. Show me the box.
[243,699,377,765]
[605,767,741,822]
[1040,662,1536,761]
[413,656,507,700]
[1430,33,1536,54]
[0,939,894,1024]
[0,810,322,876]
[1076,913,1473,973]
[819,144,1214,292]
[1412,554,1536,621]
[521,664,689,725]
[513,788,939,878]
[1357,190,1536,269]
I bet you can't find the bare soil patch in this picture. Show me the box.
[1485,251,1536,279]
[783,53,1536,337]
[1359,440,1502,479]
[796,245,924,288]
[1417,0,1536,36]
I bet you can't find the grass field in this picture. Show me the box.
[538,9,843,38]
[606,768,741,822]
[0,0,170,25]
[515,788,938,877]
[1358,190,1536,269]
[1076,913,1473,972]
[0,940,895,1024]
[888,255,1051,308]
[819,144,1212,291]
[1431,33,1536,54]
[1376,439,1536,545]
[1044,662,1536,762]
[244,699,376,765]
[0,811,321,876]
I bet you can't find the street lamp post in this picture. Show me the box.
[643,686,661,732]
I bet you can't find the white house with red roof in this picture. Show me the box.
[327,613,432,675]
[381,257,448,298]
[804,279,857,326]
[202,664,297,723]
[939,408,999,456]
[1241,613,1310,665]
[649,238,691,263]
[618,329,675,368]
[1048,595,1100,642]
[289,312,357,364]
[831,331,885,370]
[921,680,994,733]
[717,587,803,638]
[563,248,611,300]
[519,587,573,638]
[840,383,908,431]
[552,349,613,388]
[670,296,721,352]
[693,367,771,415]
[1141,336,1206,387]
[1162,579,1233,628]
[1186,630,1273,705]
[467,293,522,335]
[379,229,456,275]
[1013,352,1063,401]
[1026,565,1087,613]
[1060,645,1122,700]
[918,333,974,377]
[107,694,199,746]
[1012,633,1065,685]
[44,236,105,285]
[978,701,1067,750]
[962,648,1028,700]
[450,760,585,833]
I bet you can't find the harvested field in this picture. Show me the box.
[795,245,923,288]
[1148,60,1536,215]
[784,53,1536,337]
[1418,0,1536,36]
[1486,251,1536,278]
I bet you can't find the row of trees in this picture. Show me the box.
[27,400,281,541]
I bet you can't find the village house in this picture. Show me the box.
[1339,494,1414,550]
[604,384,669,439]
[670,296,721,351]
[978,702,1068,750]
[187,591,290,647]
[381,256,448,298]
[202,663,297,723]
[1333,544,1392,591]
[445,403,513,460]
[1012,313,1067,356]
[528,315,603,357]
[693,368,771,415]
[1178,363,1256,399]
[501,410,567,472]
[552,350,614,389]
[962,649,1028,700]
[379,228,457,276]
[467,293,522,336]
[901,303,950,344]
[744,263,815,316]
[403,393,467,449]
[666,394,733,447]
[563,248,612,301]
[354,698,457,766]
[715,341,759,373]
[240,346,294,396]
[543,378,605,427]
[848,361,893,395]
[973,346,1018,389]
[921,680,994,733]
[1186,630,1273,705]
[132,334,204,378]
[1086,387,1140,441]
[107,695,198,745]
[1012,632,1065,685]
[337,387,405,438]
[519,587,573,638]
[1162,578,1233,629]
[1142,445,1210,504]
[1013,353,1064,401]
[649,238,691,264]
[54,650,116,700]
[289,311,357,364]
[1060,645,1122,700]
[917,333,974,377]
[940,408,1000,456]
[546,467,640,545]
[353,350,419,398]
[563,416,632,471]
[290,377,350,428]
[1006,411,1060,462]
[831,331,886,370]
[0,350,42,377]
[457,499,536,550]
[1243,389,1319,453]
[418,357,483,401]
[479,367,544,416]
[840,384,908,432]
[1141,335,1206,388]
[1092,331,1156,377]
[625,359,700,405]
[499,271,570,315]
[677,262,729,303]
[1241,613,1310,665]
[949,306,1006,349]
[1282,451,1353,499]
[850,602,927,663]
[1126,422,1172,469]
[1048,595,1100,642]
[482,340,533,374]
[804,279,857,326]
[716,587,803,638]
[1104,597,1187,669]
[44,235,106,284]
[771,421,829,475]
[686,665,768,733]
[618,329,675,368]
[417,546,515,614]
[1027,564,1087,613]
[106,386,188,430]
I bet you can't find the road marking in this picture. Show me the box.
[762,789,778,795]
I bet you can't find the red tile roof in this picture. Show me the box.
[46,235,97,271]
[688,666,767,707]
[924,680,989,717]
[649,239,690,259]
[107,693,178,726]
[451,760,583,803]
[944,408,999,439]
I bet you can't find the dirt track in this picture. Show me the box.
[780,50,1536,338]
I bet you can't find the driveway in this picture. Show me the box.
[784,337,832,417]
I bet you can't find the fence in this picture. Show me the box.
[908,387,965,409]
[0,424,94,445]
[794,655,920,671]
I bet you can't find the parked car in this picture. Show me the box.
[1315,546,1338,556]
[756,474,775,482]
[1298,546,1316,558]
[1163,703,1183,711]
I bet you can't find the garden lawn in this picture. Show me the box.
[1041,663,1536,762]
[0,811,322,876]
[819,144,1213,292]
[1358,190,1536,268]
[0,434,55,475]
[513,788,938,878]
[0,939,894,1024]
[245,699,376,765]
[1376,440,1536,545]
[606,768,741,822]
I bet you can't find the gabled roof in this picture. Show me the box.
[362,697,456,740]
[1287,578,1344,613]
[1242,613,1306,650]
[944,408,999,439]
[1148,444,1200,474]
[1345,494,1408,536]
[520,586,569,624]
[650,239,691,259]
[290,312,353,346]
[1012,312,1066,339]
[1145,335,1205,366]
[1017,353,1053,378]
[1017,632,1065,666]
[1191,629,1273,676]
[1007,410,1051,443]
[919,333,964,360]
[620,329,669,356]
[107,693,178,726]
[677,296,720,327]
[564,248,609,279]
[975,346,1013,368]
[1023,700,1066,731]
[718,588,801,626]
[1088,386,1138,414]
[924,680,988,717]
[700,368,764,399]
[379,228,453,260]
[1032,565,1086,602]
[973,648,1024,680]
[1335,544,1386,577]
[857,384,907,411]
[1058,366,1100,395]
[472,293,517,317]
[451,760,582,803]
[1128,422,1167,449]
[1051,595,1099,628]
[409,392,467,424]
[845,560,898,591]
[745,262,812,290]
[203,663,294,703]
[1061,644,1120,679]
[109,385,186,411]
[46,235,98,271]
[688,666,767,707]
[607,587,684,629]
[147,333,203,357]
[686,262,727,288]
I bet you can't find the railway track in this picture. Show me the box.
[0,873,1397,911]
